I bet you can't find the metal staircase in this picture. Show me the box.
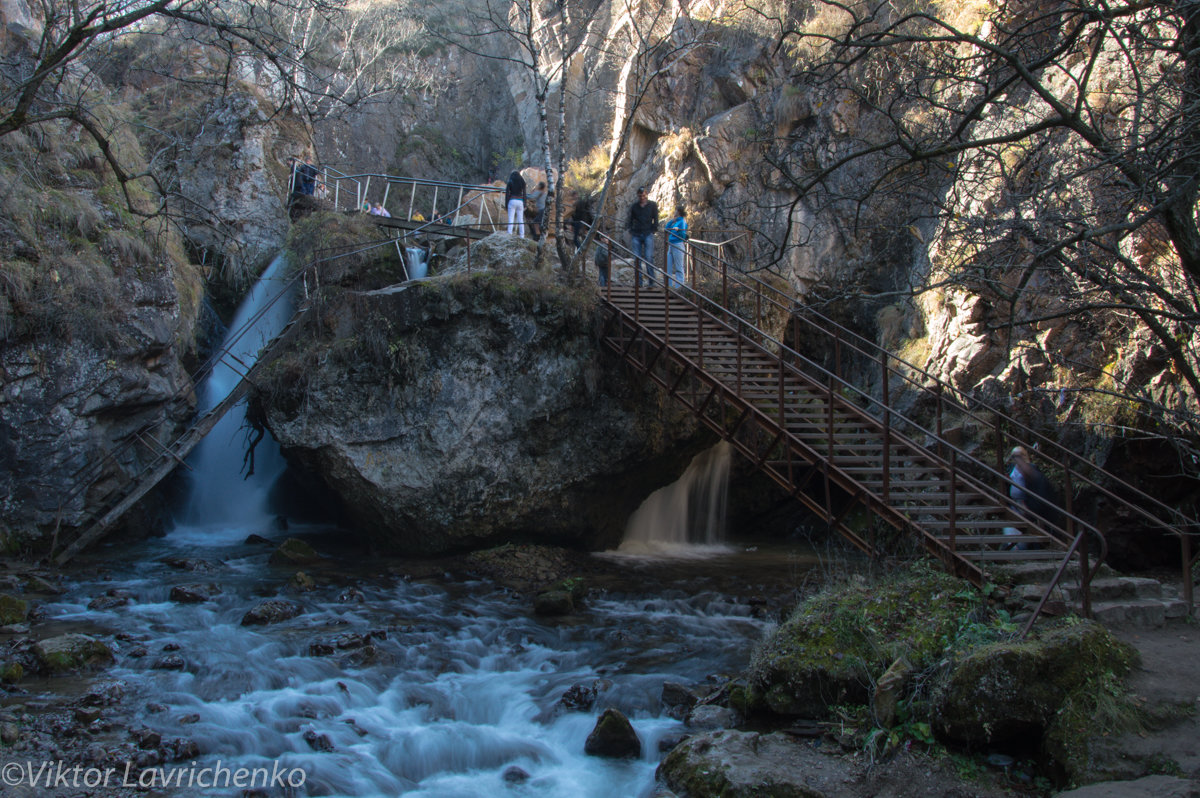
[592,233,1200,623]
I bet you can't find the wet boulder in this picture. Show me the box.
[169,583,222,603]
[584,708,641,758]
[33,633,114,673]
[161,557,221,572]
[241,599,303,626]
[533,590,575,617]
[686,705,737,731]
[269,538,324,567]
[558,679,612,712]
[88,590,133,610]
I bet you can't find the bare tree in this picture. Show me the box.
[739,0,1200,444]
[429,0,706,278]
[0,0,427,216]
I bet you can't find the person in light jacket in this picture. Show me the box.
[664,204,688,289]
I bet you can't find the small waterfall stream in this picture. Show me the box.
[618,441,734,557]
[175,254,295,540]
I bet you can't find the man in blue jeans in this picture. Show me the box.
[627,187,659,287]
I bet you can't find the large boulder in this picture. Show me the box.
[931,619,1137,746]
[257,265,703,554]
[747,566,998,718]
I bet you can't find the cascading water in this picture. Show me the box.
[406,246,428,279]
[617,441,734,557]
[175,254,295,540]
[41,537,777,798]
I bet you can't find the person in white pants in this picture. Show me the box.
[505,170,527,236]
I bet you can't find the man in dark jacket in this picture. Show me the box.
[627,186,659,287]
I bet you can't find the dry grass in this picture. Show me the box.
[564,144,611,200]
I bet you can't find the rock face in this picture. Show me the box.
[258,246,703,554]
[0,115,204,550]
[172,85,307,278]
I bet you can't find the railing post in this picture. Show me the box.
[722,259,728,309]
[994,413,1005,477]
[1183,534,1194,614]
[834,329,842,380]
[936,384,944,460]
[697,312,704,371]
[881,351,891,507]
[408,181,417,221]
[1079,531,1092,618]
[382,181,391,211]
[827,370,835,466]
[736,320,743,399]
[778,351,786,430]
[1063,468,1075,541]
[664,276,670,344]
[949,448,958,552]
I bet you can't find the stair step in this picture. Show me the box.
[954,549,1065,561]
[1058,576,1165,602]
[934,534,1052,545]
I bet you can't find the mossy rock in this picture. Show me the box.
[32,634,114,673]
[932,619,1136,747]
[584,708,641,758]
[0,593,28,625]
[748,566,1004,718]
[268,538,324,567]
[0,662,23,683]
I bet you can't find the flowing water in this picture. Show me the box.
[45,534,802,797]
[25,260,824,796]
[176,253,295,539]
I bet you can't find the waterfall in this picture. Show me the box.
[618,441,734,556]
[174,254,295,540]
[406,246,428,279]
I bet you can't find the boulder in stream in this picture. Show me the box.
[584,708,641,758]
[241,599,304,626]
[169,583,222,603]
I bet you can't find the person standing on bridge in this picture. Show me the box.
[664,204,688,289]
[627,186,659,288]
[505,170,527,237]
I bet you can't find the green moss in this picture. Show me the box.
[0,594,29,626]
[0,662,23,683]
[749,563,1012,716]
